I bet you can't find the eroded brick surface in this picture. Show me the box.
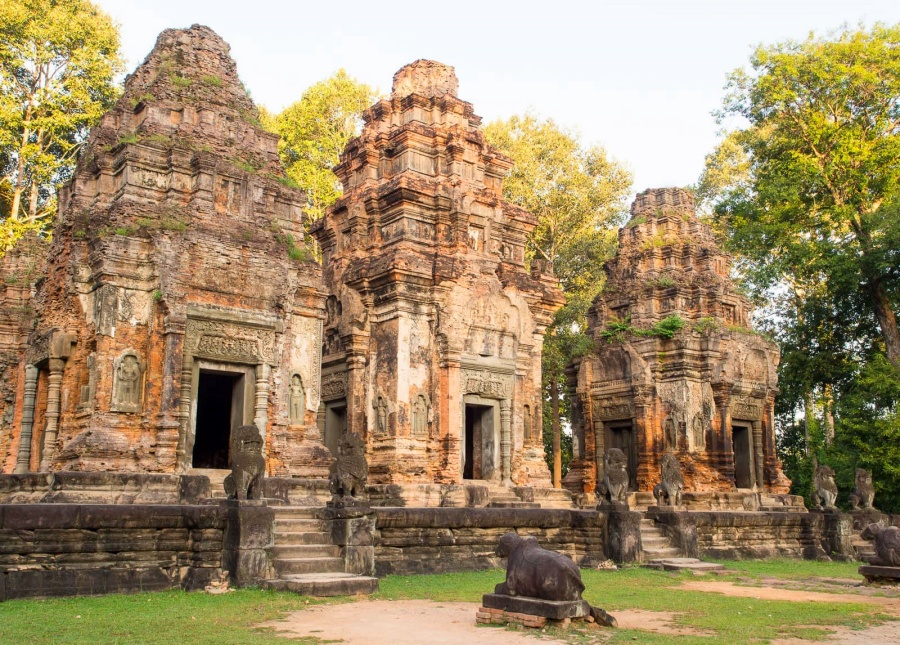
[1,26,327,476]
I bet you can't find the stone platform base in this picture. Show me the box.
[479,594,617,629]
[859,565,900,585]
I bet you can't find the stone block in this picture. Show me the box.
[343,545,375,576]
[482,594,591,620]
[859,565,900,585]
[606,509,642,563]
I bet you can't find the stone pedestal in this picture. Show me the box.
[222,499,274,587]
[859,565,900,586]
[605,507,643,563]
[323,504,376,576]
[812,509,854,561]
[482,593,591,619]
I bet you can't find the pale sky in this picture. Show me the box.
[94,0,900,193]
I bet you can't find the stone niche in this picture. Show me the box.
[0,26,330,478]
[311,60,564,487]
[567,188,790,496]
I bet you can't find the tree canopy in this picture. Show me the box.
[0,0,123,228]
[270,70,378,223]
[716,23,900,367]
[707,23,900,512]
[484,114,632,483]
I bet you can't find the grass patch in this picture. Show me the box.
[201,74,222,87]
[170,74,192,88]
[0,588,332,645]
[600,314,686,342]
[0,564,889,645]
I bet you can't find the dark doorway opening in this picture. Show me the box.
[732,425,754,489]
[608,424,638,491]
[193,371,241,469]
[464,404,494,480]
[324,399,347,456]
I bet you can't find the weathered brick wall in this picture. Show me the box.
[374,508,606,576]
[0,504,225,601]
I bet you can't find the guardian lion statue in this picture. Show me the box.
[596,448,629,504]
[860,524,900,566]
[848,468,876,511]
[223,424,265,501]
[653,453,684,507]
[812,465,838,510]
[329,432,368,504]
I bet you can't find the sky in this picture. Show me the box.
[93,0,900,194]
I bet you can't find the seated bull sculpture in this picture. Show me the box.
[860,524,900,567]
[494,532,585,601]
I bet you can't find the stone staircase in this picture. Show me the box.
[851,532,876,563]
[758,493,807,513]
[484,484,539,509]
[262,506,378,596]
[640,516,681,560]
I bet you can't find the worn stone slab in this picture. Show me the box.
[482,593,591,619]
[643,557,725,572]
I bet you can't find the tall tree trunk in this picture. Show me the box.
[865,279,900,367]
[823,384,834,445]
[804,390,815,459]
[550,377,561,488]
[10,102,34,222]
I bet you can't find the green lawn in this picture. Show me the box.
[0,561,892,645]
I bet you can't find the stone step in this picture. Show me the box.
[272,506,321,519]
[275,531,331,546]
[487,501,541,509]
[641,536,671,548]
[263,573,379,597]
[274,557,345,576]
[272,544,341,559]
[640,519,657,528]
[759,506,807,513]
[275,518,326,533]
[644,547,681,559]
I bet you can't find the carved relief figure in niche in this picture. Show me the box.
[663,417,677,452]
[373,396,388,435]
[112,350,144,412]
[523,405,532,442]
[692,414,706,450]
[412,394,430,437]
[289,374,305,424]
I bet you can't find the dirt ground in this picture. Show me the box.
[259,580,900,644]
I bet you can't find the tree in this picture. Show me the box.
[272,70,378,222]
[717,24,900,367]
[0,0,123,227]
[484,113,632,485]
[706,24,900,511]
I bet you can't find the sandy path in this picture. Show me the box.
[259,599,566,645]
[680,580,900,611]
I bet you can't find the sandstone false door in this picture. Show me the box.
[323,399,347,457]
[732,424,755,489]
[463,402,496,480]
[192,369,246,469]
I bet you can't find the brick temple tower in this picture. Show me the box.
[1,26,329,477]
[311,60,564,486]
[567,188,789,495]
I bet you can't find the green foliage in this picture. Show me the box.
[152,289,162,302]
[170,73,191,88]
[0,217,46,257]
[200,75,222,87]
[0,0,124,225]
[116,132,139,146]
[484,113,632,477]
[272,69,379,221]
[128,92,155,109]
[273,229,312,262]
[693,317,719,334]
[648,275,676,288]
[600,315,686,342]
